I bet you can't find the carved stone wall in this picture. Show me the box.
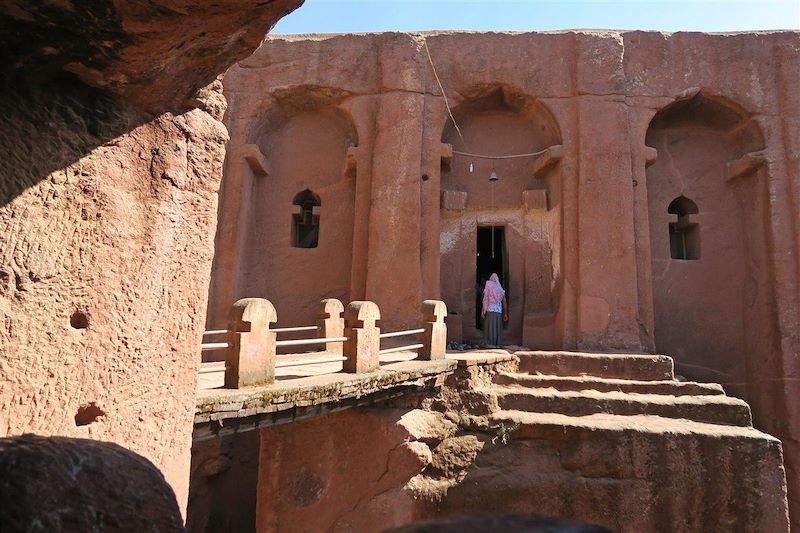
[215,30,800,526]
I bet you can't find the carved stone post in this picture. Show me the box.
[342,301,380,373]
[317,298,345,354]
[225,298,277,388]
[419,300,447,360]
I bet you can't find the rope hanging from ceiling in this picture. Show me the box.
[423,37,553,161]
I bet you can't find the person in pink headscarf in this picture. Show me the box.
[481,273,508,347]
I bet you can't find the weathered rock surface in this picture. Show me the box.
[439,412,785,532]
[237,351,787,532]
[384,514,615,533]
[421,352,787,532]
[0,434,183,532]
[255,408,457,533]
[0,0,305,111]
[0,81,228,512]
[0,0,303,516]
[189,430,262,532]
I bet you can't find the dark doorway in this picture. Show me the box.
[476,226,507,329]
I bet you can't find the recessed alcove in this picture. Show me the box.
[227,86,358,329]
[439,84,563,347]
[70,311,89,329]
[645,89,774,401]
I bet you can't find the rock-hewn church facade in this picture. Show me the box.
[208,35,800,517]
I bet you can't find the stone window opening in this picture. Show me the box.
[292,189,321,248]
[668,196,700,260]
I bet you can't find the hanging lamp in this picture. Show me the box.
[489,169,498,258]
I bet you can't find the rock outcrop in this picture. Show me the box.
[0,85,228,511]
[0,1,305,111]
[0,0,303,515]
[256,408,457,533]
[243,351,788,532]
[427,352,789,532]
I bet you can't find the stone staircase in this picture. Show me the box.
[484,351,755,428]
[477,351,755,429]
[438,351,790,532]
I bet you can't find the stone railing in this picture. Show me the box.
[199,298,447,388]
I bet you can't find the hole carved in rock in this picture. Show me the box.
[70,311,89,329]
[75,402,105,426]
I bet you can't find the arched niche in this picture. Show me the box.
[240,86,358,327]
[441,84,562,208]
[645,89,776,401]
[439,84,564,348]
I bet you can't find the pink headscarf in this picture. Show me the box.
[482,273,505,313]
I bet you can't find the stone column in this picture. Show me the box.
[341,97,378,302]
[420,96,450,301]
[363,34,426,329]
[316,298,345,354]
[629,102,662,353]
[572,33,643,351]
[206,145,268,329]
[419,300,447,360]
[342,301,380,373]
[225,298,277,388]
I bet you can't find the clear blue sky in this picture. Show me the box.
[273,0,800,33]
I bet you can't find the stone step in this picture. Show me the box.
[465,410,787,532]
[489,410,773,442]
[494,371,724,396]
[515,350,674,381]
[486,385,752,427]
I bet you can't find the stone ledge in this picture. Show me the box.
[194,359,458,440]
[454,351,518,367]
[193,354,518,441]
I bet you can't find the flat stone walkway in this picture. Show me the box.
[193,350,515,441]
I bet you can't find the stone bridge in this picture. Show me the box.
[195,296,515,441]
[190,296,789,532]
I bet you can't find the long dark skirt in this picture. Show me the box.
[483,311,503,347]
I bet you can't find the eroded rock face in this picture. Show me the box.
[254,409,457,533]
[0,0,303,516]
[0,0,305,111]
[385,514,615,533]
[0,78,227,511]
[245,400,787,532]
[237,355,788,532]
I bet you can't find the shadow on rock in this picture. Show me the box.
[0,434,184,532]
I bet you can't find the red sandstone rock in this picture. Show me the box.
[212,31,800,527]
[384,514,615,533]
[0,0,305,112]
[2,20,799,532]
[256,408,455,533]
[241,353,788,532]
[0,92,228,512]
[0,1,302,517]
